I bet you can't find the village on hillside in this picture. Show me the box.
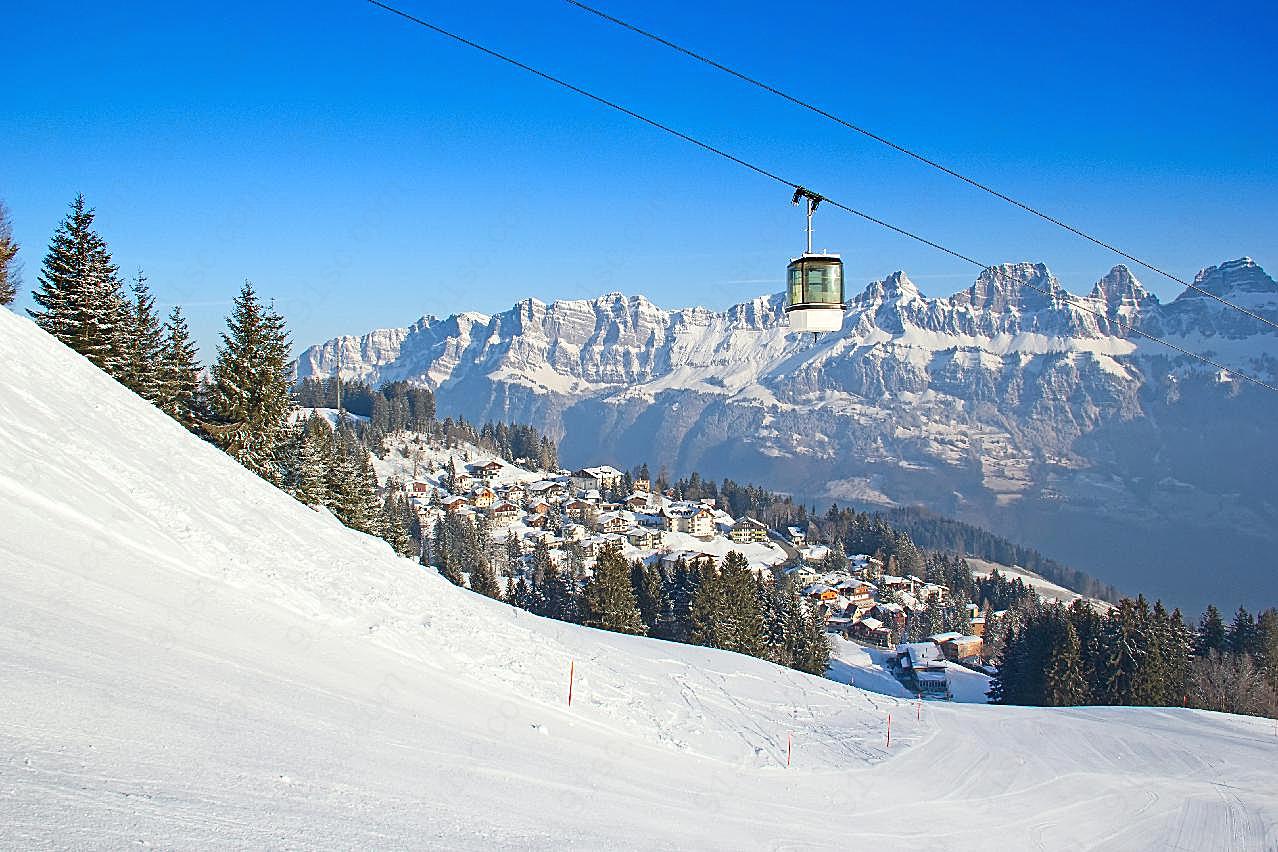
[371,429,1011,700]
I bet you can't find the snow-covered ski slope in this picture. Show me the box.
[2,309,1276,850]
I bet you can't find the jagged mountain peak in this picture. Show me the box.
[853,270,923,305]
[1090,265,1159,317]
[953,262,1064,313]
[881,270,923,297]
[1181,257,1276,300]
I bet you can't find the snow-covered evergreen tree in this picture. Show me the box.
[207,281,292,482]
[119,271,164,402]
[540,562,581,623]
[1257,609,1278,694]
[469,557,503,600]
[668,560,698,643]
[721,552,767,658]
[0,200,19,306]
[432,516,464,586]
[631,561,666,635]
[1102,597,1164,706]
[157,305,202,429]
[29,194,128,372]
[791,594,832,676]
[292,416,330,508]
[688,564,728,649]
[504,530,522,577]
[355,452,386,538]
[1040,609,1089,706]
[582,544,645,636]
[453,512,499,598]
[689,551,765,657]
[324,427,360,523]
[380,491,415,557]
[510,576,537,611]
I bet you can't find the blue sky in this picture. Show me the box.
[3,0,1275,360]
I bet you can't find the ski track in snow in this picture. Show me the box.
[2,308,1277,850]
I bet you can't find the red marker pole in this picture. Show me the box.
[886,713,892,749]
[917,694,922,720]
[568,660,574,707]
[787,733,792,768]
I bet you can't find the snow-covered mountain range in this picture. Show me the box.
[6,287,1278,849]
[298,258,1278,610]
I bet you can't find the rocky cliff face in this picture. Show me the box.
[298,259,1278,610]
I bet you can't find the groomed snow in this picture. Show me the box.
[2,308,1277,850]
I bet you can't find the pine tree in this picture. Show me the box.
[721,552,767,657]
[325,428,363,525]
[207,282,293,481]
[987,605,1033,704]
[541,562,582,624]
[762,576,798,667]
[510,577,536,611]
[504,530,523,577]
[632,562,666,634]
[1041,609,1089,706]
[119,270,165,401]
[688,565,728,649]
[29,194,128,371]
[157,305,202,428]
[380,492,416,557]
[432,517,464,586]
[646,564,679,641]
[1066,599,1105,699]
[469,557,503,600]
[1196,605,1228,657]
[1163,606,1194,706]
[1101,597,1162,706]
[0,200,20,306]
[689,552,766,657]
[292,416,329,507]
[355,452,386,538]
[1228,607,1260,658]
[779,577,831,676]
[669,560,699,643]
[582,545,646,636]
[528,538,554,588]
[1254,609,1278,695]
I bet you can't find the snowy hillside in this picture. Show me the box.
[966,558,1115,612]
[296,258,1278,611]
[4,307,1278,849]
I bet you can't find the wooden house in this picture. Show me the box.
[937,634,984,664]
[852,616,893,647]
[490,501,520,526]
[564,499,593,520]
[441,496,470,514]
[469,460,504,481]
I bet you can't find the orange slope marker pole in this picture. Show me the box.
[886,713,892,749]
[568,660,574,707]
[787,733,792,768]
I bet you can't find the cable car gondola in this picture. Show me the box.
[785,188,844,334]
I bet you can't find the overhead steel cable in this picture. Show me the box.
[564,0,1278,335]
[363,0,1278,394]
